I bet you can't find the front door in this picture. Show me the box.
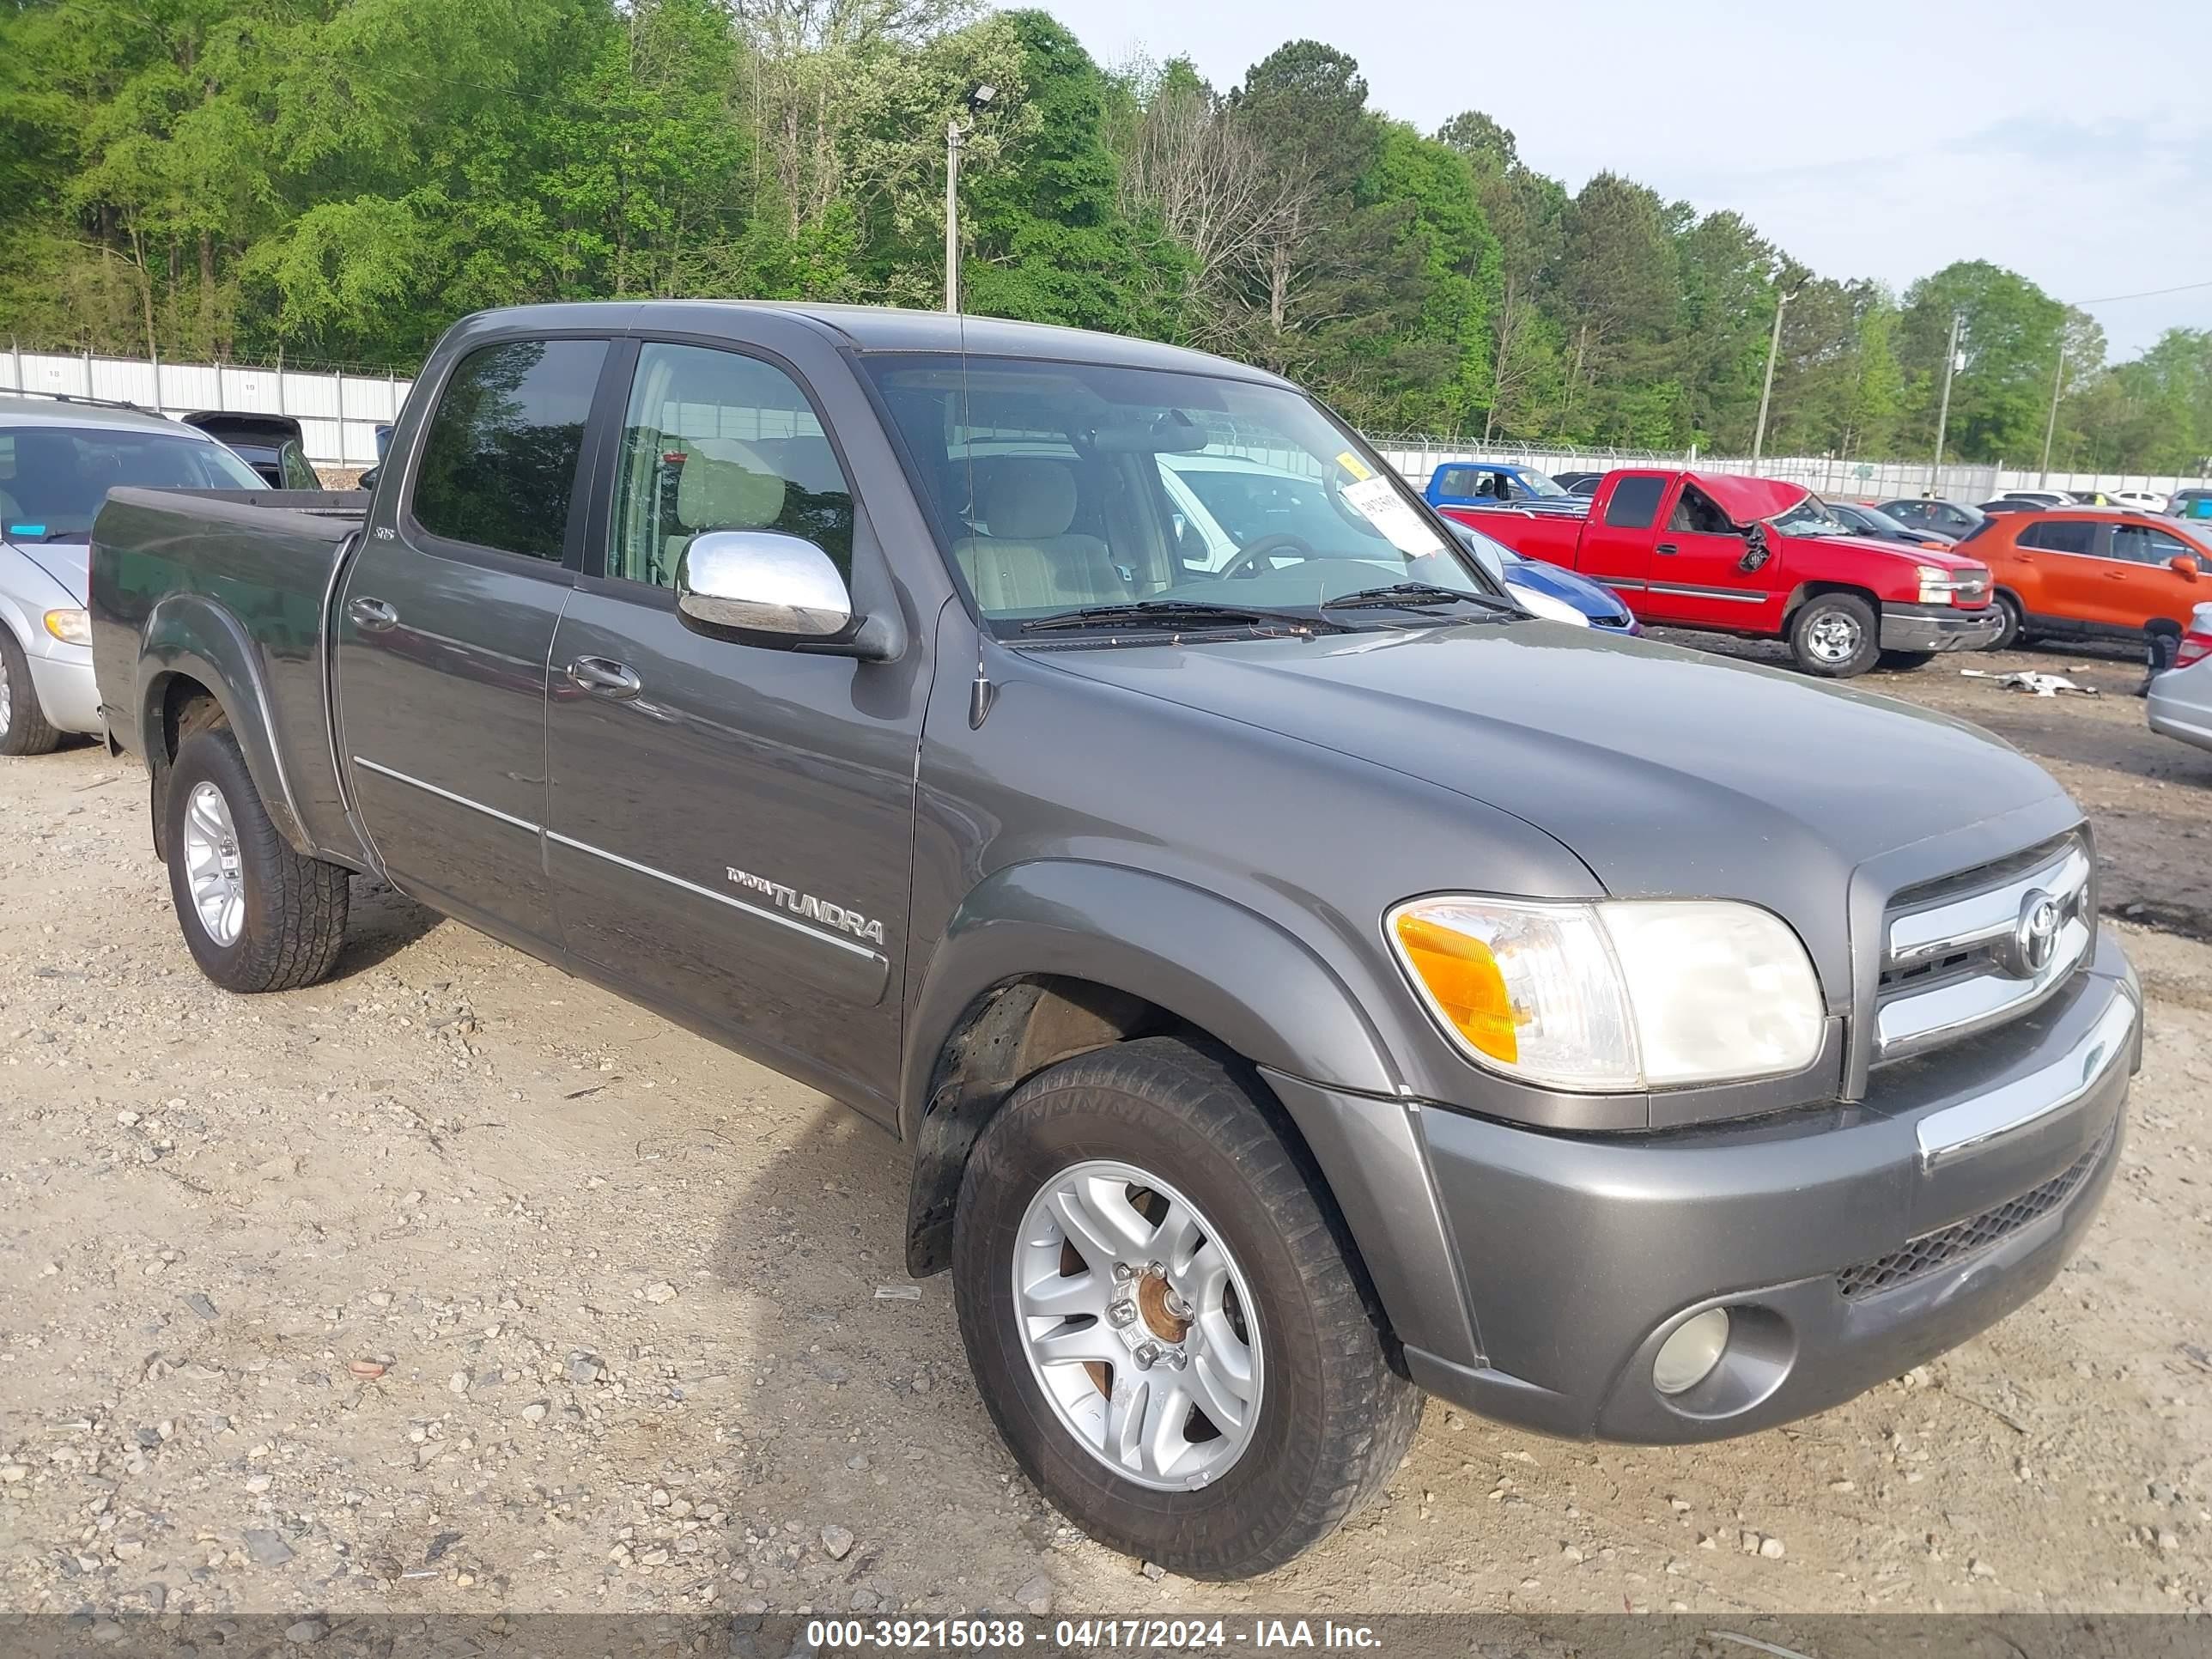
[2108,520,2210,629]
[543,338,927,1118]
[336,335,608,953]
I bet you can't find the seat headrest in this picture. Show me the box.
[676,439,787,532]
[976,457,1078,541]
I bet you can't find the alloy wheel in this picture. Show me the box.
[182,781,246,947]
[1012,1160,1264,1492]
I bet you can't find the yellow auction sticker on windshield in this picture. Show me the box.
[1336,451,1374,483]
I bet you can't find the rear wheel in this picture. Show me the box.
[952,1037,1420,1579]
[0,628,63,757]
[163,726,350,992]
[1789,592,1881,678]
[1991,592,2027,650]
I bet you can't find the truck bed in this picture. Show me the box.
[89,485,368,859]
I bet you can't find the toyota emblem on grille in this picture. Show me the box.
[2008,888,2063,976]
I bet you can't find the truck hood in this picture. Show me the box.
[1034,620,2065,906]
[1782,528,1985,574]
[9,537,89,603]
[1687,471,1808,526]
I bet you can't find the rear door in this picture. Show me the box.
[335,334,608,954]
[541,336,926,1120]
[1573,471,1668,604]
[2012,516,2102,630]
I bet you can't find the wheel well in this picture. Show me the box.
[145,674,228,860]
[1783,580,1880,630]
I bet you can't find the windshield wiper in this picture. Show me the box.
[1018,599,1329,635]
[1320,581,1519,613]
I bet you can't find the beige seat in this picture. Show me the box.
[658,439,788,583]
[952,458,1122,613]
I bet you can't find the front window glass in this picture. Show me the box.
[411,337,607,562]
[863,354,1492,632]
[608,343,854,588]
[0,425,261,540]
[2112,523,2191,565]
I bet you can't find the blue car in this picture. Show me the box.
[1448,521,1641,635]
[1425,459,1587,514]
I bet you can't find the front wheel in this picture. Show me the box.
[1790,593,1880,678]
[163,726,351,993]
[952,1037,1421,1579]
[0,628,63,757]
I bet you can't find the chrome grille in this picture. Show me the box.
[1836,1122,2112,1299]
[1875,834,2093,1062]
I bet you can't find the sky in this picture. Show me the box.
[1040,0,2212,365]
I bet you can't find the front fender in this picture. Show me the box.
[902,860,1407,1143]
[137,593,312,854]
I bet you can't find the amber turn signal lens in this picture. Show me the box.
[1393,911,1518,1063]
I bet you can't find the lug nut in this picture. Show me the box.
[1112,1262,1138,1284]
[1161,1347,1188,1370]
[1133,1342,1159,1370]
[1107,1299,1137,1328]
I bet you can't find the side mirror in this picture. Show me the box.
[677,530,860,647]
[2174,555,2202,578]
[356,466,380,492]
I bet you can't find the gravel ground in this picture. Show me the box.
[3,655,2210,1621]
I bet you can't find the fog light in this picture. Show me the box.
[1652,1308,1731,1395]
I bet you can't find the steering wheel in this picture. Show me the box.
[1218,532,1318,580]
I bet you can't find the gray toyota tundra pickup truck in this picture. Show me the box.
[89,302,2141,1578]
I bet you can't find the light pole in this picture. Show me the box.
[1929,310,1964,490]
[2038,342,2068,485]
[944,83,996,314]
[1750,272,1806,467]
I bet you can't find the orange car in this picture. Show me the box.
[1963,508,2211,648]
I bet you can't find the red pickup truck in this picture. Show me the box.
[1447,469,2002,677]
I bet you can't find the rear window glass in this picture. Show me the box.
[1604,476,1666,529]
[410,338,608,561]
[2019,520,2096,556]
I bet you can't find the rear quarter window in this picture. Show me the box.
[1603,476,1667,529]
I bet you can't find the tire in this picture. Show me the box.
[1878,650,1936,672]
[952,1036,1422,1579]
[1789,592,1881,678]
[0,627,63,757]
[163,726,350,993]
[1990,592,2027,651]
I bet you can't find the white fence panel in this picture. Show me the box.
[2,347,415,468]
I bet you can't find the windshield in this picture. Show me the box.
[1769,495,1847,536]
[0,424,263,540]
[862,354,1497,634]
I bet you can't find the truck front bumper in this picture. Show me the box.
[1277,930,2136,1444]
[1880,602,2004,654]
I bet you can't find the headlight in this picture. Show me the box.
[1388,896,1825,1091]
[43,609,90,646]
[1917,564,1987,605]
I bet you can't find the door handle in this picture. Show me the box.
[1655,542,1680,555]
[566,656,643,700]
[347,596,398,633]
